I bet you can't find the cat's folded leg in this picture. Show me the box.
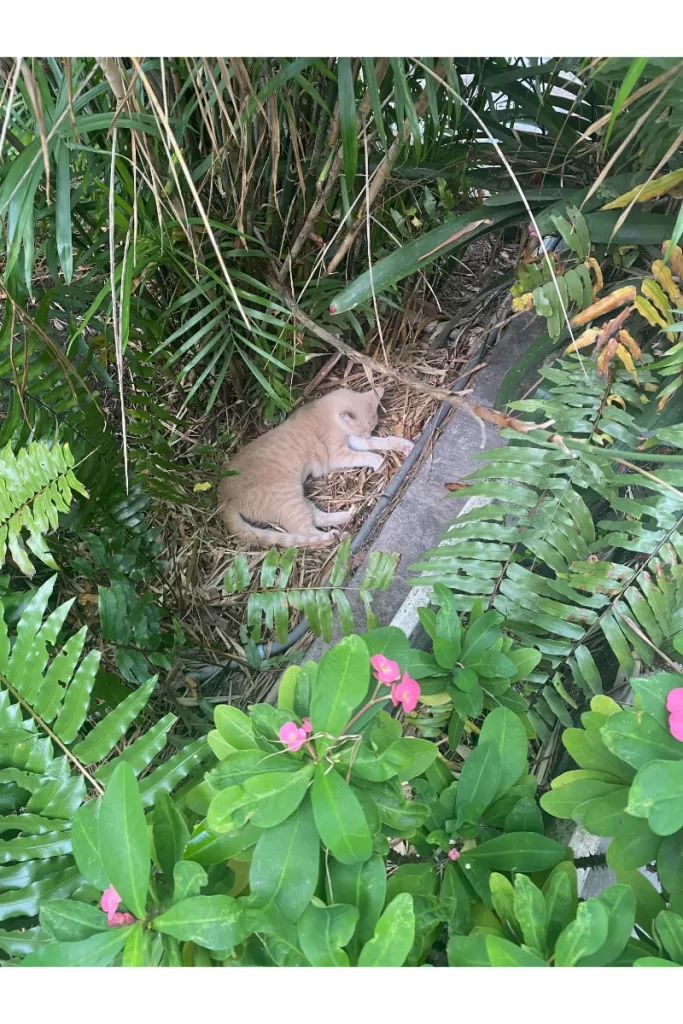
[347,433,415,457]
[278,501,339,542]
[331,449,384,472]
[311,506,355,527]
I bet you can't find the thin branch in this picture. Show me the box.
[1,673,104,795]
[269,278,555,440]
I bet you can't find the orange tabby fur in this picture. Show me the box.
[220,387,414,549]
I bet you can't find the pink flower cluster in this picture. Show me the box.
[667,688,683,742]
[279,717,312,752]
[100,885,135,927]
[371,655,421,713]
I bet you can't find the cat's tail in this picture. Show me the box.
[222,506,337,550]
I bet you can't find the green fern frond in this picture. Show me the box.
[225,539,398,646]
[0,577,210,928]
[411,353,683,731]
[0,441,87,577]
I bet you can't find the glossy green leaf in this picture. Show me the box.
[563,727,634,782]
[478,707,528,799]
[152,791,190,881]
[172,861,207,903]
[327,854,386,948]
[298,900,359,966]
[358,892,415,967]
[628,759,683,835]
[213,704,257,750]
[98,762,150,919]
[463,832,567,873]
[485,934,547,966]
[606,826,663,871]
[71,800,108,890]
[655,910,683,965]
[20,925,134,967]
[513,874,547,957]
[616,868,666,936]
[122,923,146,966]
[541,779,625,821]
[555,900,609,967]
[455,741,501,817]
[40,898,108,942]
[310,635,370,742]
[601,710,683,770]
[543,862,578,949]
[249,798,320,922]
[505,796,544,834]
[311,764,372,865]
[447,933,491,966]
[152,895,245,951]
[208,764,314,832]
[634,956,680,966]
[577,885,637,966]
[657,832,683,898]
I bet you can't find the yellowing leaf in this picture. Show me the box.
[641,279,674,323]
[651,260,683,303]
[570,286,636,327]
[565,327,599,354]
[606,394,626,410]
[584,257,603,300]
[616,343,638,383]
[601,168,683,210]
[617,329,642,362]
[512,292,534,312]
[663,240,683,280]
[193,482,213,493]
[635,295,669,330]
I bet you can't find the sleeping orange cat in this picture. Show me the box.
[220,387,414,549]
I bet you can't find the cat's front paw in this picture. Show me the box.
[392,437,415,457]
[367,452,384,472]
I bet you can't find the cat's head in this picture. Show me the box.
[333,386,384,437]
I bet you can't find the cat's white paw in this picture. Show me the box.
[368,453,384,472]
[392,437,415,457]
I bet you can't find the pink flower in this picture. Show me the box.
[101,885,121,922]
[666,688,683,712]
[101,886,136,927]
[448,848,460,862]
[302,718,312,734]
[370,654,401,685]
[666,688,683,742]
[390,673,421,713]
[108,912,135,928]
[279,721,308,752]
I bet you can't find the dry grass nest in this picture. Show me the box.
[155,306,499,709]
